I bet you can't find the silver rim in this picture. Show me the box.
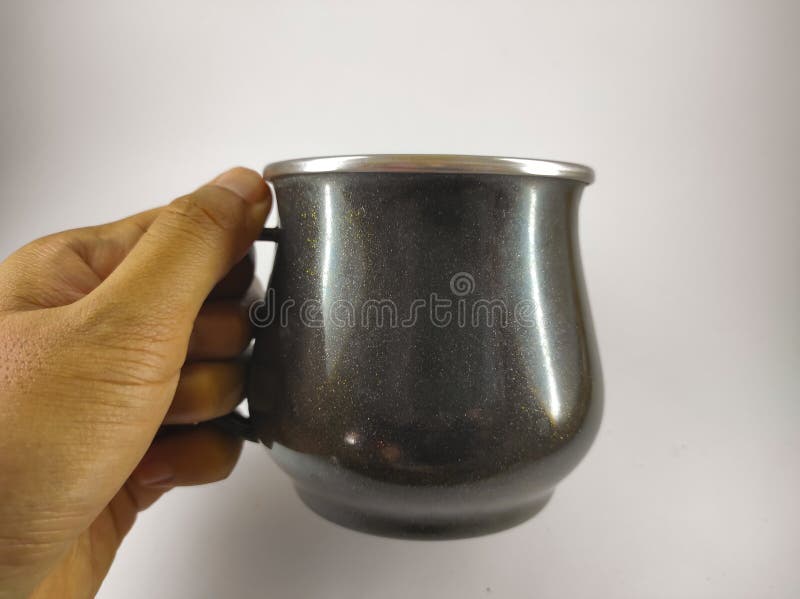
[263,154,594,184]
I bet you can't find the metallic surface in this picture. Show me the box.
[263,154,595,184]
[249,157,601,538]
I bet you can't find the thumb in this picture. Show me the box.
[88,167,270,353]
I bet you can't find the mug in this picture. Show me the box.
[222,155,601,539]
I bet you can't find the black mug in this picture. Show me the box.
[219,155,601,539]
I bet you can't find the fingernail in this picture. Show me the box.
[213,167,267,204]
[134,458,174,488]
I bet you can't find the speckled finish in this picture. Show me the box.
[248,163,601,538]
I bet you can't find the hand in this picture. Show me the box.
[0,168,271,599]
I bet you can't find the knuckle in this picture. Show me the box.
[212,433,242,481]
[8,234,73,273]
[68,299,184,384]
[0,232,91,312]
[178,363,214,398]
[0,531,61,570]
[76,294,176,342]
[217,452,240,481]
[22,233,66,256]
[166,189,244,236]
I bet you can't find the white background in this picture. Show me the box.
[1,1,798,597]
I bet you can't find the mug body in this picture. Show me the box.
[249,155,601,538]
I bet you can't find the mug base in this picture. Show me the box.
[294,487,553,540]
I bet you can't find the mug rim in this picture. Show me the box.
[262,154,594,184]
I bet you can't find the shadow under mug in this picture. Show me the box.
[214,155,602,539]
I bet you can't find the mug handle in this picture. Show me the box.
[208,227,281,443]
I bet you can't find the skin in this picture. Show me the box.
[0,167,271,599]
